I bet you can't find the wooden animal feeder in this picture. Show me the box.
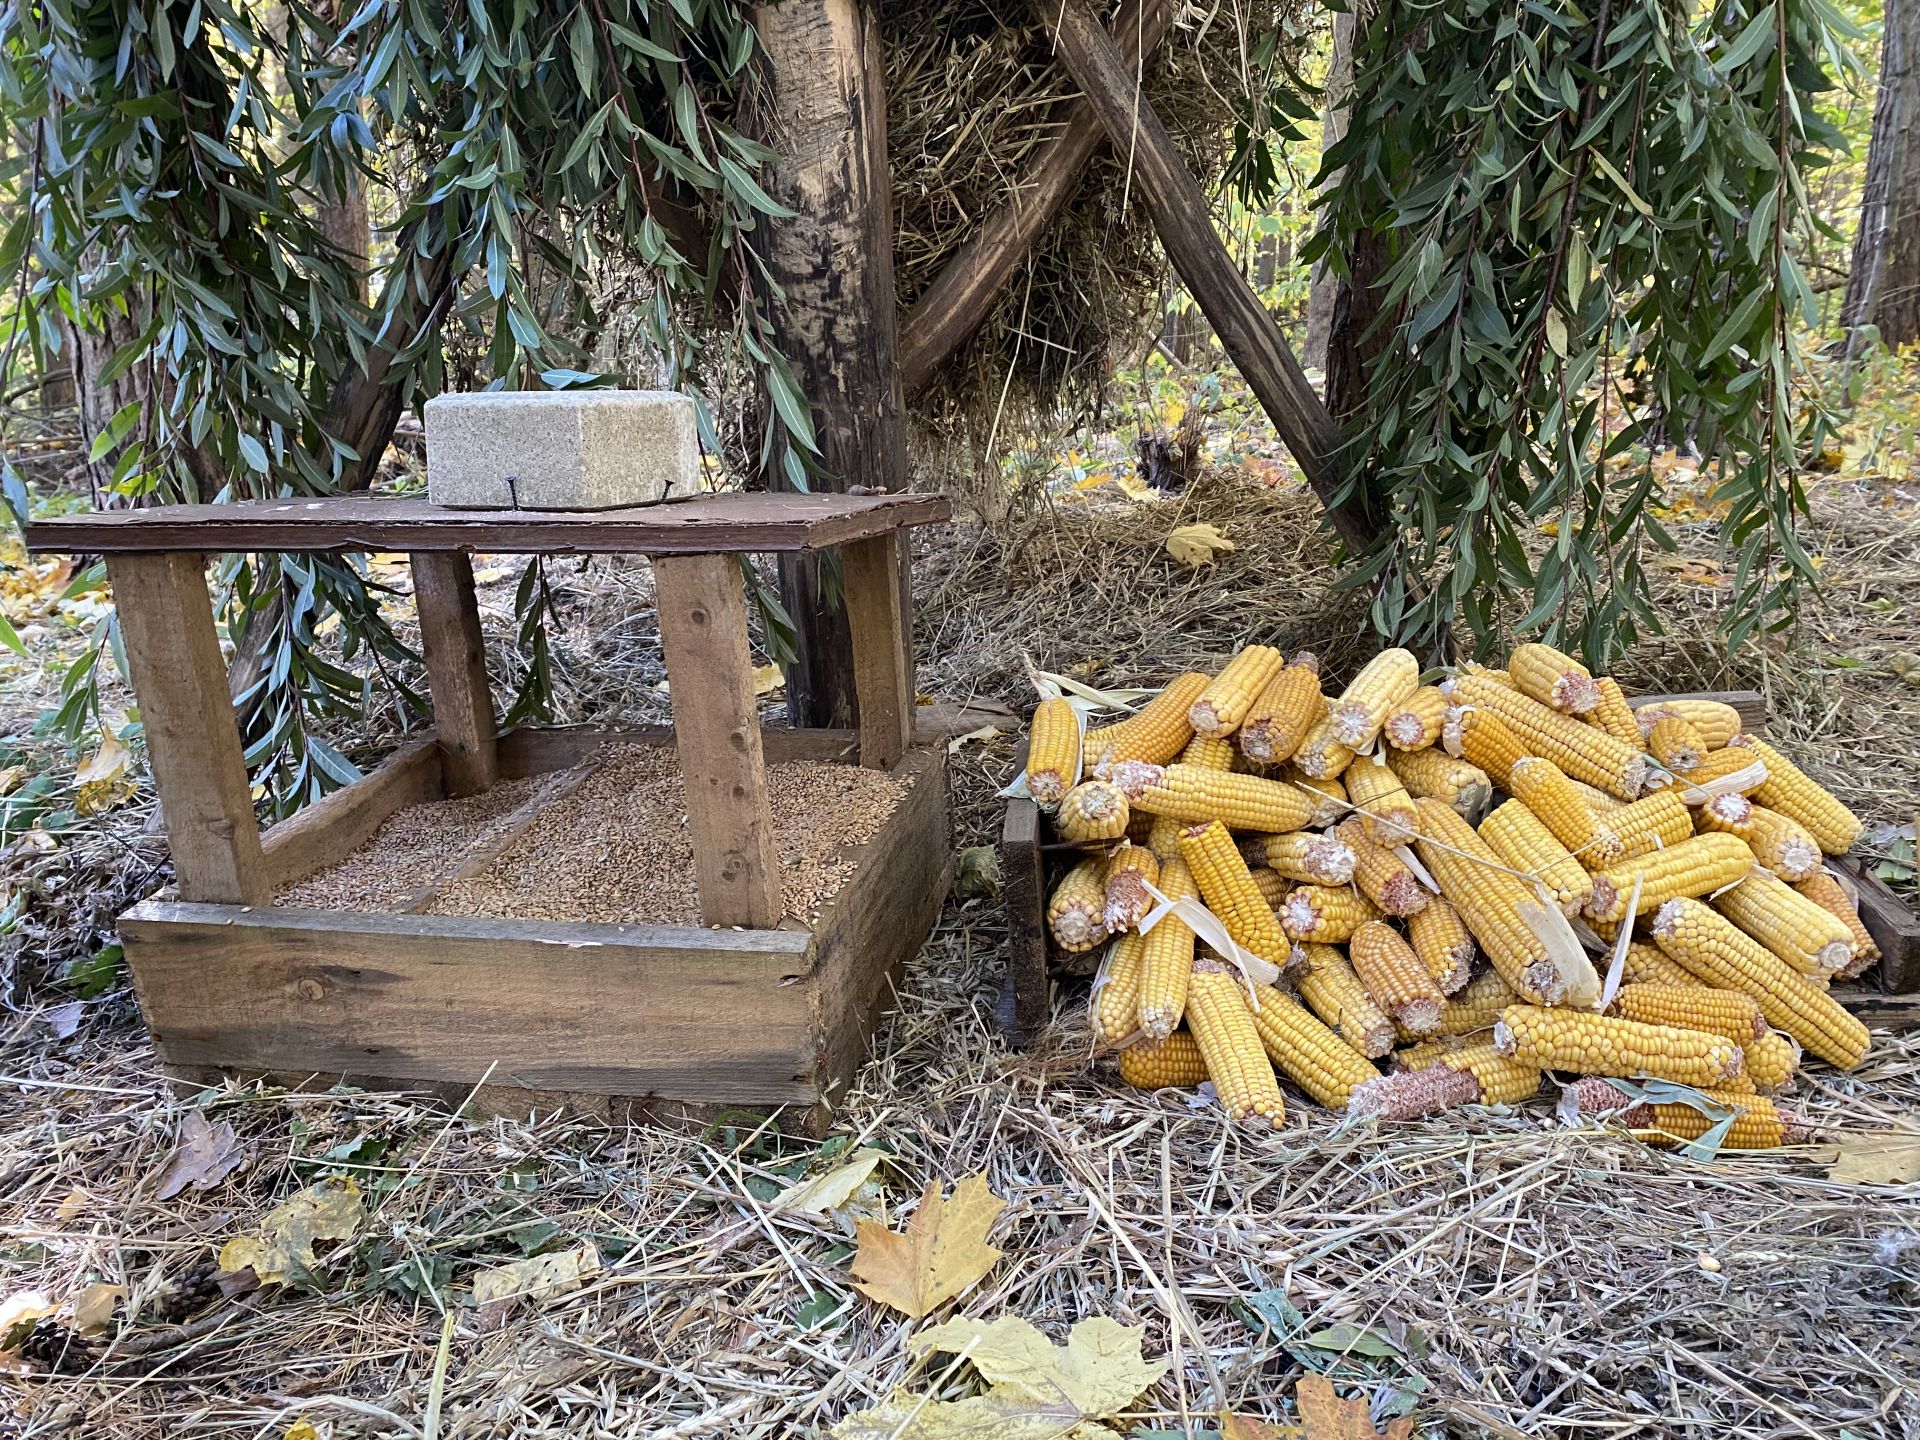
[26,482,953,1130]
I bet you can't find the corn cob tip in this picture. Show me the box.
[1349,1065,1481,1120]
[1290,652,1321,674]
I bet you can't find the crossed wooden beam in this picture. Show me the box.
[901,0,1379,554]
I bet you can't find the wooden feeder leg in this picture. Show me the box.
[842,532,912,769]
[410,551,499,796]
[105,553,267,905]
[651,553,783,928]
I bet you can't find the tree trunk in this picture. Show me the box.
[1322,224,1390,426]
[1303,7,1357,374]
[319,166,372,310]
[751,0,905,729]
[65,299,149,502]
[1843,0,1919,354]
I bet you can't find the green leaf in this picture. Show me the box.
[1718,6,1778,72]
[0,612,26,659]
[1699,287,1769,365]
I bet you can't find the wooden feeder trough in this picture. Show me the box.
[27,491,953,1130]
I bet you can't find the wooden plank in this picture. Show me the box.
[26,491,951,558]
[1830,856,1920,993]
[1024,0,1376,555]
[119,903,820,1103]
[105,553,268,905]
[260,740,445,893]
[1831,986,1920,1031]
[1630,690,1769,734]
[842,532,912,769]
[806,746,952,1107]
[651,553,783,928]
[999,796,1051,1043]
[410,552,498,796]
[496,724,858,779]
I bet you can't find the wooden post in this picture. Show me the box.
[651,553,783,928]
[106,553,267,905]
[410,551,499,796]
[1027,0,1381,555]
[841,532,911,769]
[751,0,905,730]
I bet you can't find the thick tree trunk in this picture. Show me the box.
[1303,7,1357,374]
[320,167,372,310]
[1322,225,1389,426]
[65,300,149,501]
[1843,0,1919,354]
[751,0,905,729]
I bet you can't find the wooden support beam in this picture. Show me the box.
[1026,0,1379,555]
[651,553,783,928]
[410,552,498,796]
[106,553,267,905]
[899,0,1176,391]
[842,532,912,769]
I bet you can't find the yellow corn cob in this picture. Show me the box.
[1179,733,1236,771]
[1478,799,1593,918]
[1607,789,1693,860]
[1793,871,1881,976]
[1055,780,1130,843]
[1293,716,1357,780]
[1587,678,1643,746]
[1124,809,1156,846]
[1292,941,1396,1058]
[1145,811,1186,861]
[1441,1043,1543,1104]
[1025,697,1081,804]
[1407,898,1476,993]
[1495,1004,1744,1086]
[1244,985,1381,1111]
[1092,931,1146,1043]
[1249,866,1291,909]
[1179,821,1293,971]
[1117,762,1316,833]
[1736,738,1864,854]
[1672,746,1770,804]
[1712,869,1854,976]
[1651,898,1869,1068]
[1047,858,1109,952]
[1102,842,1161,932]
[1137,856,1197,1040]
[1237,657,1326,763]
[1451,673,1649,798]
[1442,706,1528,791]
[1647,715,1709,774]
[1463,659,1518,688]
[1611,982,1766,1042]
[1190,647,1286,738]
[1349,920,1445,1034]
[1117,1030,1209,1089]
[1508,642,1601,714]
[1743,1028,1803,1092]
[1344,758,1419,844]
[1646,1089,1803,1147]
[1186,959,1287,1126]
[1385,747,1493,819]
[1619,940,1700,987]
[1283,770,1349,827]
[1329,648,1421,749]
[1634,699,1745,750]
[1281,883,1382,943]
[1584,832,1755,924]
[1393,1034,1478,1070]
[1085,672,1211,776]
[1334,818,1430,917]
[1697,795,1820,882]
[1425,966,1517,1038]
[1249,830,1357,886]
[1507,756,1623,865]
[1384,685,1449,751]
[1567,777,1628,814]
[1409,798,1598,1006]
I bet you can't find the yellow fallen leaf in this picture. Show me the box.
[771,1149,885,1216]
[946,724,1002,754]
[1165,522,1235,567]
[284,1421,321,1440]
[471,1242,600,1309]
[752,663,785,696]
[74,733,133,816]
[0,1291,55,1348]
[472,566,509,584]
[219,1178,364,1286]
[69,1282,123,1335]
[55,1188,88,1221]
[849,1174,1004,1318]
[0,766,23,797]
[1825,1135,1920,1184]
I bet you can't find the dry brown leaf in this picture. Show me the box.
[771,1149,885,1215]
[849,1174,1004,1318]
[54,1188,88,1221]
[1295,1376,1413,1440]
[218,1178,363,1286]
[1825,1135,1920,1185]
[0,1291,55,1349]
[471,1242,600,1310]
[69,1282,123,1335]
[1164,522,1236,567]
[154,1109,246,1200]
[1220,1413,1299,1440]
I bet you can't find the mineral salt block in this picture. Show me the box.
[425,390,700,510]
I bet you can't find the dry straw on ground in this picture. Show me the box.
[4,468,1920,1437]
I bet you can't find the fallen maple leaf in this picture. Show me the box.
[1295,1376,1413,1440]
[218,1178,364,1286]
[771,1148,885,1216]
[154,1109,247,1201]
[1825,1135,1920,1184]
[1164,522,1236,567]
[1220,1412,1298,1440]
[849,1174,1004,1318]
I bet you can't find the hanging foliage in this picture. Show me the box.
[1311,0,1861,662]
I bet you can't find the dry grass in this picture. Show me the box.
[3,467,1920,1438]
